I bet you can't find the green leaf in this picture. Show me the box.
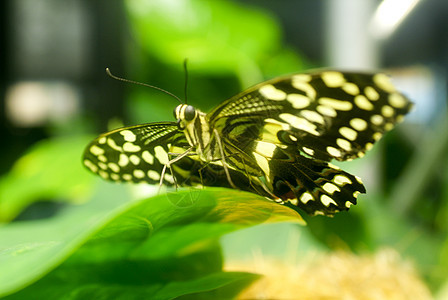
[0,188,302,298]
[154,272,259,300]
[0,183,131,297]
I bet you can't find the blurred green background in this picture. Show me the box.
[1,0,447,299]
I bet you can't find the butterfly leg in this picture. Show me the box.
[158,146,194,192]
[213,129,236,189]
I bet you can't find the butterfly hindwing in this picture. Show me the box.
[268,154,366,216]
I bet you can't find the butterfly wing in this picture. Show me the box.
[207,71,412,215]
[209,71,412,162]
[83,122,193,185]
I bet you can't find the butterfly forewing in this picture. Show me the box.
[83,122,190,184]
[209,71,412,162]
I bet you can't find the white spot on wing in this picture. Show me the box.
[142,150,154,164]
[319,97,353,111]
[118,154,129,167]
[328,163,341,170]
[371,114,384,125]
[321,194,337,207]
[264,118,291,130]
[259,84,287,101]
[300,192,314,204]
[302,147,314,156]
[291,78,316,99]
[336,138,352,151]
[342,82,360,95]
[279,113,320,136]
[373,132,383,141]
[108,162,120,173]
[123,142,141,152]
[333,175,352,186]
[354,95,374,111]
[286,93,311,109]
[316,105,337,117]
[130,155,141,165]
[321,71,345,87]
[90,145,104,156]
[154,146,169,165]
[120,130,137,142]
[300,110,325,124]
[389,93,407,108]
[384,123,394,131]
[365,86,380,101]
[147,170,161,181]
[292,74,312,82]
[107,138,122,151]
[84,159,98,173]
[350,118,367,131]
[327,146,341,157]
[373,73,396,93]
[339,127,358,141]
[322,182,341,194]
[382,105,395,117]
[164,174,175,183]
[133,169,145,179]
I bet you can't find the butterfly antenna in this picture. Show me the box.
[106,68,183,104]
[183,59,189,104]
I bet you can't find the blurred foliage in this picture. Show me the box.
[125,0,305,82]
[123,0,306,126]
[1,0,448,298]
[0,136,95,222]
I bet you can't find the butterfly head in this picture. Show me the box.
[174,104,198,129]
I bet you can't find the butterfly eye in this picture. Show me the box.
[173,107,178,119]
[184,105,196,121]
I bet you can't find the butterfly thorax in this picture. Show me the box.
[174,104,215,161]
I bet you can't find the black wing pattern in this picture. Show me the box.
[83,122,189,185]
[209,71,412,161]
[207,71,412,215]
[82,121,268,194]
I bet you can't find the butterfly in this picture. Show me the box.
[83,70,412,216]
